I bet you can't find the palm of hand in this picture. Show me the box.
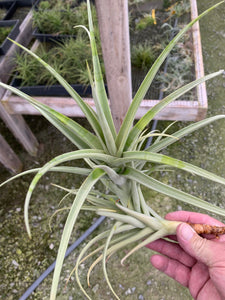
[148,238,224,300]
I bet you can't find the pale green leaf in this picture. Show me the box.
[116,151,225,186]
[24,149,113,238]
[123,167,225,217]
[0,166,91,188]
[125,70,224,151]
[7,39,104,141]
[50,168,105,300]
[102,222,121,300]
[87,0,117,154]
[0,82,102,150]
[149,115,225,153]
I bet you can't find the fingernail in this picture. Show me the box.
[179,223,195,241]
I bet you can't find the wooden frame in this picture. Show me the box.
[0,0,207,173]
[0,11,39,172]
[1,0,207,123]
[0,133,22,173]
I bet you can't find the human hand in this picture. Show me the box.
[146,211,225,300]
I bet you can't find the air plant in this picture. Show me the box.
[1,1,225,299]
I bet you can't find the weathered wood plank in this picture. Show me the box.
[0,11,39,157]
[190,0,207,119]
[0,133,23,173]
[2,93,202,121]
[95,0,132,131]
[0,99,39,156]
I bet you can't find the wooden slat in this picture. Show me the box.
[190,0,207,119]
[0,11,39,157]
[95,0,132,131]
[2,93,201,121]
[0,133,23,173]
[0,11,34,83]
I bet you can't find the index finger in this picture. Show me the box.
[165,210,225,226]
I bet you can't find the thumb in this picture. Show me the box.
[177,223,225,298]
[176,223,216,266]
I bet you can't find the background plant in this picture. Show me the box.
[131,41,158,71]
[0,8,6,19]
[155,24,194,97]
[165,0,191,19]
[0,26,12,44]
[130,0,194,99]
[1,1,225,300]
[135,13,155,30]
[33,1,98,37]
[13,37,104,86]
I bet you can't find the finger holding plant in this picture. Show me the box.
[1,1,225,299]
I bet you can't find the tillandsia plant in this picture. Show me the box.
[1,1,225,299]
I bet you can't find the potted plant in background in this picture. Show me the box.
[32,0,98,42]
[1,1,225,299]
[11,35,104,96]
[10,0,102,97]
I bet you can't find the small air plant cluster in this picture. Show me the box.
[1,1,225,299]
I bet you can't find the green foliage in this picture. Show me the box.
[131,42,158,70]
[135,14,155,30]
[163,0,172,9]
[0,8,6,19]
[14,37,104,86]
[33,1,98,36]
[0,26,12,44]
[38,1,52,10]
[1,1,225,299]
[156,26,194,97]
[165,0,191,19]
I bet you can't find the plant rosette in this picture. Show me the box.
[1,1,225,300]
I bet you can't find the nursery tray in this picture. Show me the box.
[0,19,20,55]
[32,27,77,43]
[11,78,93,97]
